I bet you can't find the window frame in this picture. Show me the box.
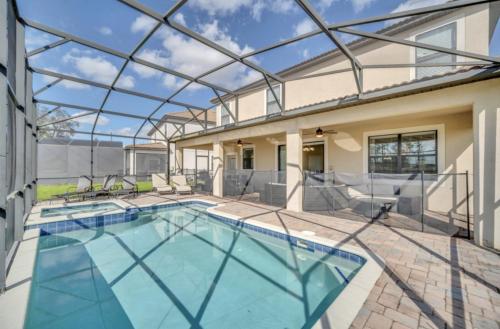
[368,130,438,174]
[414,21,458,79]
[220,102,232,126]
[265,85,282,115]
[241,146,255,170]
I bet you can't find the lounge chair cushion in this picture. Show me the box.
[157,186,173,194]
[176,185,192,193]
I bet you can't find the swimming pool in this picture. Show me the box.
[41,202,122,218]
[25,202,366,329]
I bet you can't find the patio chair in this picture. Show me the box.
[152,173,174,194]
[110,176,138,198]
[57,175,92,202]
[91,175,118,199]
[171,175,192,195]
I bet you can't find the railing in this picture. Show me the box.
[181,169,213,194]
[303,171,471,238]
[222,170,286,207]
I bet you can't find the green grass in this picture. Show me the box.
[37,181,153,201]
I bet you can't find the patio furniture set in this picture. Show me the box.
[57,173,193,202]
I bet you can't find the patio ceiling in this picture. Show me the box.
[14,0,500,143]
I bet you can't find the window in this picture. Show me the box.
[369,131,437,174]
[242,148,254,170]
[278,145,286,172]
[220,103,231,125]
[266,85,281,115]
[415,22,457,79]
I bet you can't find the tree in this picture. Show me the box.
[37,106,80,139]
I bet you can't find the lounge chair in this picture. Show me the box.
[91,175,117,199]
[171,175,192,195]
[110,176,138,198]
[152,173,174,194]
[58,175,92,201]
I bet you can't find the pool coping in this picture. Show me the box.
[2,198,384,329]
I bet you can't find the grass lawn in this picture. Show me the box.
[37,181,153,201]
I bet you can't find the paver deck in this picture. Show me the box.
[34,193,500,328]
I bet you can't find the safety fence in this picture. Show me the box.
[303,171,471,238]
[222,170,287,208]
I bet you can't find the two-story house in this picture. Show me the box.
[173,3,500,249]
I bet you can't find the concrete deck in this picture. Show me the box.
[10,193,500,329]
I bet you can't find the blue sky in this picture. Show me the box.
[18,0,500,142]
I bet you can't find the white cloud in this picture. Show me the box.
[392,0,446,13]
[351,0,376,13]
[132,49,169,78]
[173,13,186,25]
[25,32,54,50]
[99,26,113,36]
[116,75,135,89]
[42,67,90,90]
[387,0,446,25]
[73,112,110,125]
[131,14,157,34]
[132,20,259,90]
[62,48,134,87]
[301,48,310,59]
[294,18,317,36]
[113,127,133,136]
[187,0,295,21]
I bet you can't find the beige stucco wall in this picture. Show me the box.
[328,110,472,174]
[215,4,494,124]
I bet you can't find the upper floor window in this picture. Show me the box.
[368,130,437,174]
[266,85,281,115]
[220,102,231,125]
[415,22,457,79]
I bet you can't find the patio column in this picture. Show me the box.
[175,147,183,175]
[213,141,224,198]
[473,98,500,250]
[286,128,303,212]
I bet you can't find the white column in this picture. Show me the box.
[286,129,303,212]
[212,142,224,198]
[175,147,183,174]
[473,98,500,250]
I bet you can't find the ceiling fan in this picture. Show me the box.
[303,127,337,138]
[233,139,253,147]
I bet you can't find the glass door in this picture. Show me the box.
[303,143,324,173]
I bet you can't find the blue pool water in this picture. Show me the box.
[26,203,365,329]
[41,202,121,218]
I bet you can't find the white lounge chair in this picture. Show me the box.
[171,175,192,195]
[57,175,92,201]
[152,173,174,194]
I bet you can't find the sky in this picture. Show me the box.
[18,0,500,143]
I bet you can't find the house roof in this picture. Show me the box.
[123,142,168,150]
[146,109,216,136]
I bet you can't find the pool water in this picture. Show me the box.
[41,202,121,217]
[26,204,364,329]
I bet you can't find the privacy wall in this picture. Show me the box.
[0,0,37,291]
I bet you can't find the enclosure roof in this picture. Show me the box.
[19,0,500,142]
